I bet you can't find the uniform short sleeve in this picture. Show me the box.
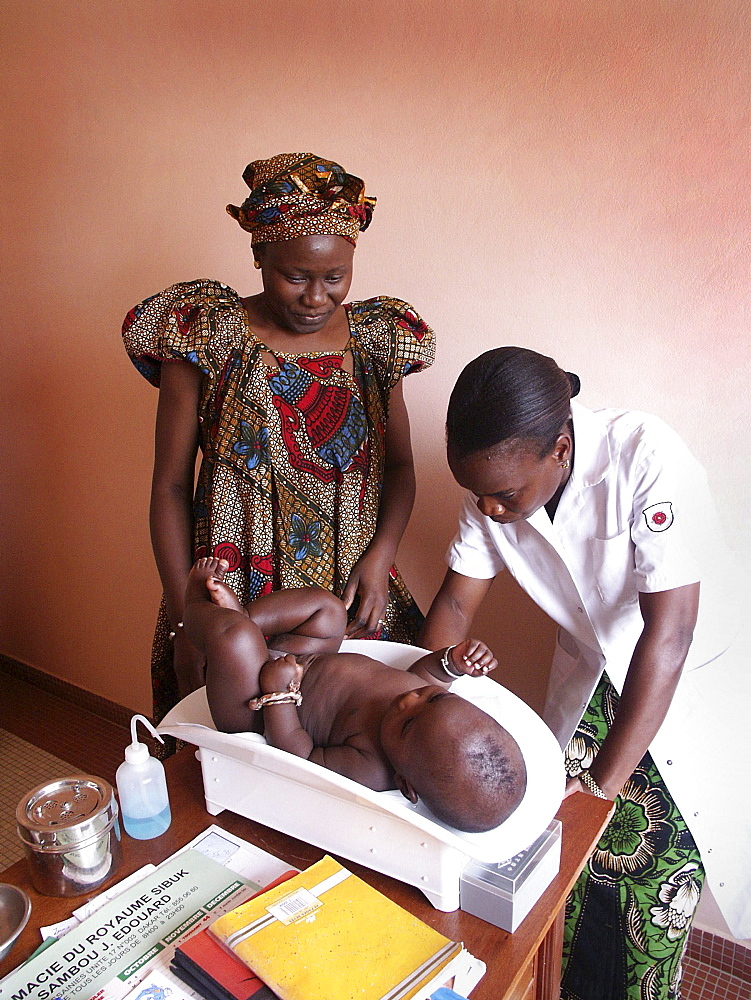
[627,418,708,593]
[446,492,507,580]
[346,296,435,391]
[121,279,247,388]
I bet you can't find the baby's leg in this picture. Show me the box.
[246,586,347,655]
[183,558,267,733]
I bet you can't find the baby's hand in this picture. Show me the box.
[448,639,498,677]
[259,653,303,694]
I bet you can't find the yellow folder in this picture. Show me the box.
[209,855,463,1000]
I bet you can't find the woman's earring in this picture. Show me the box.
[253,260,262,270]
[560,459,570,469]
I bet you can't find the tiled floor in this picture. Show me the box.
[0,729,78,869]
[682,955,750,999]
[1,669,131,869]
[688,928,751,982]
[1,667,749,999]
[683,927,751,1000]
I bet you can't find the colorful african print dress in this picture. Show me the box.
[123,279,435,721]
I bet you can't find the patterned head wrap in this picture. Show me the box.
[226,153,376,246]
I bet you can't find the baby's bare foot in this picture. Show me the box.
[185,556,244,612]
[206,568,246,613]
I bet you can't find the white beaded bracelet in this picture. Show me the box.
[440,645,464,678]
[578,769,609,799]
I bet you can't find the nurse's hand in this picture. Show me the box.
[564,776,584,798]
[449,638,498,677]
[565,774,613,800]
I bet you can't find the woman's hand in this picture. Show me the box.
[564,775,604,799]
[173,632,206,700]
[260,653,303,694]
[564,776,586,799]
[447,638,498,677]
[341,546,391,637]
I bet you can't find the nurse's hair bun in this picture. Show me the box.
[447,347,577,459]
[566,372,581,398]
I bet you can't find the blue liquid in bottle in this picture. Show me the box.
[122,804,172,840]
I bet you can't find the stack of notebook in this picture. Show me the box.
[170,872,297,1000]
[172,924,279,1000]
[204,855,483,1000]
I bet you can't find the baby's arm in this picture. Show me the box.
[255,655,312,757]
[258,656,392,790]
[408,638,498,686]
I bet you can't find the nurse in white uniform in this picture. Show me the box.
[420,347,750,1000]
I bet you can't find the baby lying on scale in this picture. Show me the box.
[184,557,527,833]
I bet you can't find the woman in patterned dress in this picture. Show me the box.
[420,347,750,999]
[123,154,434,722]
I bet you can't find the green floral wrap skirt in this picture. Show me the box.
[561,675,705,1000]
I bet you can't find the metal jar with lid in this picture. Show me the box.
[16,775,123,896]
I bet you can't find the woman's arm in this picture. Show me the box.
[418,568,495,650]
[343,380,416,636]
[150,359,204,697]
[577,582,700,799]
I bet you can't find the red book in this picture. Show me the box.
[172,871,297,1000]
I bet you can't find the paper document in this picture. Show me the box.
[1,827,292,1000]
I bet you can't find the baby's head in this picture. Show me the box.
[380,686,527,833]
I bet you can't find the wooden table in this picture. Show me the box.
[1,748,611,999]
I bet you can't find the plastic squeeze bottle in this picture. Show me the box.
[116,714,172,839]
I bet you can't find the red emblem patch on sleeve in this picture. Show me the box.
[643,502,674,532]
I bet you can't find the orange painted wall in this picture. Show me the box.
[2,0,749,936]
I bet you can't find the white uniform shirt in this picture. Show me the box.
[446,402,751,937]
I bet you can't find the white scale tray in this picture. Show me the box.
[159,640,563,911]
